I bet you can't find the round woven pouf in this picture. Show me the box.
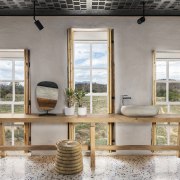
[55,140,83,175]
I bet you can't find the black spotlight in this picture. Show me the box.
[33,1,44,30]
[34,20,44,31]
[137,1,145,24]
[137,16,145,24]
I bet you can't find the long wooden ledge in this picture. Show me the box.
[0,114,180,123]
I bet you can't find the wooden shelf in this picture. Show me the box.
[0,113,180,168]
[0,114,180,123]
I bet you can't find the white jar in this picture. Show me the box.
[78,107,87,116]
[64,107,75,116]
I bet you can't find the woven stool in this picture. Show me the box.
[55,140,83,175]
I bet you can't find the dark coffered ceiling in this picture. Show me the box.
[1,0,180,16]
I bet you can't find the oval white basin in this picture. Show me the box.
[121,105,159,117]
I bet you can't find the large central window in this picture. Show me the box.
[74,41,108,114]
[68,29,114,146]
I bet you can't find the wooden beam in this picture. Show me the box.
[95,145,180,151]
[1,114,180,123]
[90,123,95,168]
[1,145,180,151]
[0,145,56,151]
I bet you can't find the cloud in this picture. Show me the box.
[156,61,180,80]
[74,43,108,68]
[0,60,24,80]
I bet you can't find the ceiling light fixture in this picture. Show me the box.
[33,0,44,30]
[137,1,145,24]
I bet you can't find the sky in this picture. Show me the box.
[0,59,24,81]
[156,61,180,81]
[74,43,108,85]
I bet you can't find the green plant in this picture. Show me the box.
[65,88,75,108]
[75,90,86,107]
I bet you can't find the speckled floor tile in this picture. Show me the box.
[0,155,180,180]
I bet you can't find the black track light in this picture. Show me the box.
[34,20,44,31]
[33,1,44,30]
[137,1,145,24]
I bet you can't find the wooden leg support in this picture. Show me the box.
[177,123,180,158]
[90,123,95,168]
[0,123,5,157]
[24,123,31,153]
[151,122,156,153]
[69,123,75,140]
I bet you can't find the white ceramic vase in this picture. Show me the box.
[78,107,87,116]
[64,107,75,116]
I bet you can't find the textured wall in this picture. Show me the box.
[0,16,180,154]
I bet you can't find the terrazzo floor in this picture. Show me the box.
[0,155,180,180]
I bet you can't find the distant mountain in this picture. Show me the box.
[75,82,107,93]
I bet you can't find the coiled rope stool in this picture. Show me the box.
[55,140,83,175]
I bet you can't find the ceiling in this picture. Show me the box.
[1,0,180,16]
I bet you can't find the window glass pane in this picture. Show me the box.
[169,83,180,102]
[0,82,13,101]
[0,60,12,80]
[170,105,180,114]
[75,123,108,146]
[158,105,168,114]
[75,69,90,93]
[14,105,24,114]
[15,82,24,102]
[4,126,12,145]
[14,125,24,146]
[15,60,24,80]
[156,83,166,102]
[169,61,180,81]
[75,123,90,145]
[0,104,11,113]
[95,123,108,145]
[156,126,167,145]
[92,69,107,93]
[92,44,107,68]
[93,96,107,114]
[74,43,90,67]
[170,126,178,145]
[156,61,166,81]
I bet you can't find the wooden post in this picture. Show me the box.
[0,123,5,157]
[151,122,156,153]
[69,123,75,140]
[24,123,30,153]
[177,123,180,158]
[90,123,95,168]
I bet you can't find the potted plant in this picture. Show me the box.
[75,90,87,116]
[64,88,75,116]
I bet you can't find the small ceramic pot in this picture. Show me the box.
[64,107,75,116]
[78,107,87,116]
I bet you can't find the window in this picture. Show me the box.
[153,51,180,150]
[0,58,24,114]
[0,50,30,148]
[68,29,114,146]
[74,42,108,114]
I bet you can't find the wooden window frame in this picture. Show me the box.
[67,28,115,145]
[0,49,31,156]
[152,50,180,155]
